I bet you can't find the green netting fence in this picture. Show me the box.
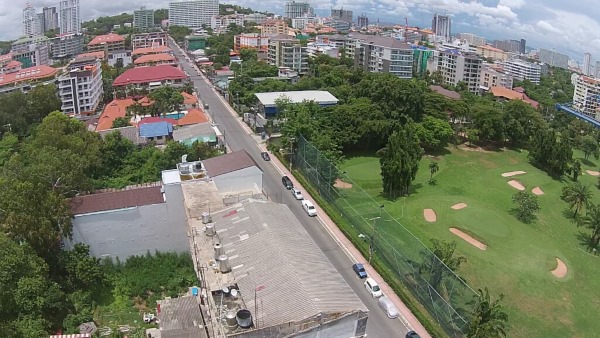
[292,135,477,337]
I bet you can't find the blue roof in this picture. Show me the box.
[139,121,173,138]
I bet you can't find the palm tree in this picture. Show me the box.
[467,288,508,338]
[581,203,600,249]
[560,182,592,218]
[572,160,582,182]
[429,161,439,184]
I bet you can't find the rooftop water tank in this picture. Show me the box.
[202,212,212,224]
[205,223,216,236]
[214,243,224,259]
[218,255,231,273]
[236,309,253,329]
[225,310,238,330]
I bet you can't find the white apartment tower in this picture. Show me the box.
[43,7,60,32]
[23,4,42,37]
[58,56,103,116]
[503,59,541,84]
[583,53,592,76]
[596,60,600,79]
[169,0,219,28]
[432,14,451,42]
[284,1,313,19]
[573,74,600,120]
[60,0,81,34]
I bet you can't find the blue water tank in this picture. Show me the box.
[192,287,199,296]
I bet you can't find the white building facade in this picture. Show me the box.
[503,59,541,84]
[58,57,103,116]
[573,75,600,120]
[210,14,245,30]
[432,14,451,42]
[59,0,81,34]
[169,0,219,28]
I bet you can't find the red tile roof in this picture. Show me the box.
[182,92,198,105]
[134,53,176,65]
[490,86,539,109]
[70,186,164,215]
[77,51,105,59]
[138,116,178,126]
[88,33,125,46]
[96,99,135,131]
[0,65,58,87]
[132,45,172,56]
[429,85,461,100]
[113,65,187,87]
[0,53,12,62]
[4,60,22,68]
[177,108,209,126]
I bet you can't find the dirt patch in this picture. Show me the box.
[551,258,568,278]
[508,180,525,191]
[451,203,468,210]
[334,178,352,189]
[501,171,526,177]
[423,209,437,222]
[458,144,494,153]
[532,187,544,195]
[586,170,600,176]
[450,228,487,250]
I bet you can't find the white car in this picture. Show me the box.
[291,188,304,200]
[364,277,383,298]
[302,200,317,217]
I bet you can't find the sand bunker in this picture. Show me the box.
[586,170,600,176]
[451,203,468,210]
[423,209,437,222]
[334,179,352,189]
[551,258,568,278]
[450,228,487,250]
[501,171,526,177]
[508,180,525,191]
[532,187,544,195]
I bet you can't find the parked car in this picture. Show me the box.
[282,176,293,189]
[302,200,317,217]
[364,277,383,298]
[405,331,421,338]
[261,152,271,161]
[378,296,400,319]
[291,188,304,200]
[352,263,367,279]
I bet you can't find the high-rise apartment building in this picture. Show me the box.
[596,61,600,79]
[357,14,369,28]
[50,33,84,59]
[583,53,592,76]
[456,33,486,46]
[572,74,600,120]
[169,0,219,28]
[133,6,155,31]
[538,48,569,69]
[43,7,59,32]
[11,36,50,68]
[432,14,451,42]
[132,32,169,49]
[211,14,245,30]
[493,39,523,53]
[284,1,313,19]
[60,0,81,34]
[261,20,289,36]
[58,56,103,116]
[347,33,414,79]
[480,65,513,90]
[436,51,482,93]
[267,34,309,74]
[331,8,353,24]
[503,59,541,84]
[234,33,269,52]
[23,4,42,37]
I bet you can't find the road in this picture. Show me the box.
[170,40,409,338]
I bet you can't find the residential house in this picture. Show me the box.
[131,45,172,60]
[112,65,187,90]
[107,49,132,67]
[0,65,58,95]
[490,86,539,108]
[173,122,217,146]
[133,53,177,68]
[87,33,125,53]
[139,120,174,144]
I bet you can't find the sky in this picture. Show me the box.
[3,0,599,62]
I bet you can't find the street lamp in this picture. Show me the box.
[368,205,384,264]
[289,137,296,172]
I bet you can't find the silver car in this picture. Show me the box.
[378,296,400,319]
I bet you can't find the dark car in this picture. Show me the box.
[352,263,367,279]
[261,152,271,161]
[406,331,421,338]
[282,176,293,189]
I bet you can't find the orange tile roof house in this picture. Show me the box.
[0,65,58,95]
[490,86,539,108]
[87,33,125,52]
[77,51,106,59]
[182,92,198,108]
[133,53,177,67]
[177,108,209,126]
[131,45,172,58]
[113,65,187,89]
[95,98,136,131]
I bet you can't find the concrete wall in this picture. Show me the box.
[212,166,262,194]
[67,184,189,261]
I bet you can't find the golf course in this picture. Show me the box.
[339,146,600,337]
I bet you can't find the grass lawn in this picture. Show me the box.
[339,146,600,338]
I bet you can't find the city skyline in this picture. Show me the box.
[3,0,599,61]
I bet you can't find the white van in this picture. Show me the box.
[378,296,400,319]
[302,200,317,216]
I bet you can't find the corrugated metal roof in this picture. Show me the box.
[139,121,173,138]
[173,123,216,143]
[210,200,367,328]
[157,296,208,338]
[70,186,164,215]
[201,150,259,177]
[254,90,339,107]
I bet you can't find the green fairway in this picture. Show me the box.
[340,146,600,338]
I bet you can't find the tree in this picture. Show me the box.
[167,25,192,43]
[572,159,582,182]
[181,81,195,95]
[429,161,439,184]
[414,115,454,150]
[580,135,599,160]
[561,182,592,218]
[148,86,184,116]
[112,116,130,128]
[529,128,572,177]
[511,191,540,223]
[419,239,466,292]
[57,244,106,292]
[467,288,508,338]
[581,203,600,249]
[378,122,424,198]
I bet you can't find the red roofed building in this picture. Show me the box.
[77,51,106,60]
[88,33,125,53]
[96,98,136,131]
[132,45,172,59]
[134,53,177,68]
[0,53,13,68]
[490,86,539,109]
[138,116,178,126]
[182,92,198,108]
[0,60,22,74]
[177,108,209,126]
[0,65,58,95]
[113,65,187,89]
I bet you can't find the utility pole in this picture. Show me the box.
[368,216,380,264]
[289,137,296,172]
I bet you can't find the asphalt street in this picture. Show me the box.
[170,39,409,338]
